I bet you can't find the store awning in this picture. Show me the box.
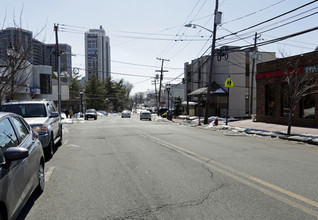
[188,82,228,96]
[188,87,207,96]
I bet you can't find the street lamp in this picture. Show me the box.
[80,91,83,116]
[184,1,221,124]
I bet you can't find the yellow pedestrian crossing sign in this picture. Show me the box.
[225,77,234,88]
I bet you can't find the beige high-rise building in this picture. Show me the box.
[85,25,111,81]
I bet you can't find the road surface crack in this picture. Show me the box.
[106,162,223,220]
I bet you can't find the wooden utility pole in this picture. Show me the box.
[54,24,61,119]
[249,32,261,117]
[204,0,219,124]
[152,74,159,109]
[156,58,169,116]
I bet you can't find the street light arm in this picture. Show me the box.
[184,23,213,33]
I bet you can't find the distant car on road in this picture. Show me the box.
[0,112,45,220]
[97,110,107,116]
[85,109,97,120]
[121,110,131,118]
[140,111,152,121]
[0,100,62,159]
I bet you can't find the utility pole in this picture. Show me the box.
[54,24,61,119]
[152,74,159,109]
[249,32,261,118]
[156,58,169,116]
[204,0,220,124]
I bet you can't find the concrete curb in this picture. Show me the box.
[170,118,318,146]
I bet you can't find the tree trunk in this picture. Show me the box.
[287,111,292,135]
[287,100,294,135]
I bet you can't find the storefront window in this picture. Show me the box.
[265,84,276,116]
[300,93,315,119]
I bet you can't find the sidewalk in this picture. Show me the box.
[228,119,318,136]
[170,117,318,146]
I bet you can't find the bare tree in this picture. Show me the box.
[124,81,133,99]
[0,12,46,104]
[0,27,33,103]
[281,57,318,135]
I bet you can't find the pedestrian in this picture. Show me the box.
[69,110,73,118]
[65,110,69,118]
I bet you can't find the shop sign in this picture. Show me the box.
[304,65,318,74]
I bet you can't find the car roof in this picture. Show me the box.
[141,111,151,113]
[0,111,20,118]
[1,100,52,105]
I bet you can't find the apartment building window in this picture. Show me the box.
[40,74,51,94]
[265,84,276,116]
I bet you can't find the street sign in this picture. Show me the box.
[224,77,234,88]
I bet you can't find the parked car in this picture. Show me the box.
[97,110,107,116]
[0,100,62,159]
[140,111,152,121]
[121,110,131,118]
[0,112,45,220]
[85,109,97,120]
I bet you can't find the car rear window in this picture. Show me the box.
[0,104,47,117]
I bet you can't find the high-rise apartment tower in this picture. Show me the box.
[85,25,111,81]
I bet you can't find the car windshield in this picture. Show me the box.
[0,104,47,118]
[86,110,95,113]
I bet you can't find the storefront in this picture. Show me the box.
[256,51,318,127]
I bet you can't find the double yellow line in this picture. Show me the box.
[134,129,318,218]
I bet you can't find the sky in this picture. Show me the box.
[1,0,318,95]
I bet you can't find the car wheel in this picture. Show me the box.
[45,137,54,159]
[36,161,45,194]
[94,117,97,120]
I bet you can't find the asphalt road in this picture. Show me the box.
[20,114,318,219]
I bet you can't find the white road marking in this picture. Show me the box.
[68,144,80,148]
[45,166,55,182]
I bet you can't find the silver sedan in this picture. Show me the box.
[0,112,45,220]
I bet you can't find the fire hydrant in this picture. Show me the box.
[214,117,218,126]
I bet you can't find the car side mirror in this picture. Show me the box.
[3,147,29,166]
[50,112,59,118]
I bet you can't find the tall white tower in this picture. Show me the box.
[85,25,111,81]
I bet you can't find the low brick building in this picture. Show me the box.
[256,51,318,127]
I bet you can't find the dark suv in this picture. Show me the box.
[0,100,62,158]
[85,109,97,120]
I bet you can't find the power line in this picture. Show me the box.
[217,0,318,41]
[221,0,287,26]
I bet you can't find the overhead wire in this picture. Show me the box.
[217,0,318,41]
[221,0,287,26]
[215,7,318,50]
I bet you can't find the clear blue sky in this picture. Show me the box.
[1,0,318,95]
